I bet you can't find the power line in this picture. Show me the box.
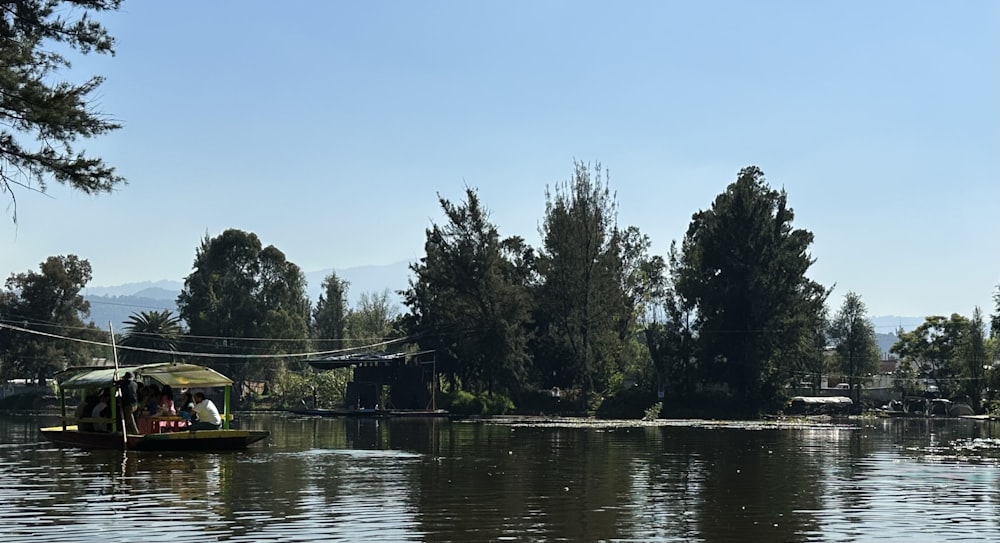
[0,322,414,360]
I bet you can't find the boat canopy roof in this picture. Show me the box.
[55,362,233,390]
[307,349,435,370]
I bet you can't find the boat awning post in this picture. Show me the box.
[59,387,67,431]
[223,385,231,430]
[110,390,119,433]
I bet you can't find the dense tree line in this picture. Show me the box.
[2,164,999,417]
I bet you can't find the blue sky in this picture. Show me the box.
[2,1,997,322]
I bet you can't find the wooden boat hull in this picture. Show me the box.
[40,426,269,451]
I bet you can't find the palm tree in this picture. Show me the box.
[119,310,183,364]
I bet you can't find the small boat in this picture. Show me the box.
[39,362,269,451]
[784,395,855,416]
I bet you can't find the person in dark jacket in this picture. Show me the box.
[118,372,139,434]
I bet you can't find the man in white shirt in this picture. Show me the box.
[190,392,223,430]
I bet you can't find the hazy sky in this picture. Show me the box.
[2,1,997,322]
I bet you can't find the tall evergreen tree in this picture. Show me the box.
[535,162,620,397]
[956,307,988,409]
[534,161,664,399]
[673,166,828,412]
[312,271,350,352]
[991,285,1000,339]
[404,188,533,395]
[1,0,126,223]
[828,292,879,401]
[176,229,311,384]
[646,243,698,400]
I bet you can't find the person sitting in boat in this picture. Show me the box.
[144,383,162,415]
[136,383,161,434]
[189,392,222,431]
[157,385,176,416]
[75,391,99,431]
[91,391,111,432]
[153,384,178,432]
[178,390,195,421]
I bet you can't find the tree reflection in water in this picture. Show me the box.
[2,413,1000,542]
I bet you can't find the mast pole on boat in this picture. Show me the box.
[223,385,231,430]
[110,322,126,445]
[59,386,67,431]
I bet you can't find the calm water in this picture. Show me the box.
[2,413,1000,542]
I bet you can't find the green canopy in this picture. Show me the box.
[56,362,233,390]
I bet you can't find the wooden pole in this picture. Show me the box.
[110,322,127,447]
[59,387,67,431]
[223,385,231,430]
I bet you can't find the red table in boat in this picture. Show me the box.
[151,415,187,433]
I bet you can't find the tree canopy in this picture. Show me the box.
[0,0,125,222]
[891,314,971,397]
[672,166,828,412]
[347,289,400,348]
[311,271,349,352]
[176,229,310,382]
[828,291,879,400]
[404,188,534,396]
[534,161,627,397]
[0,254,101,381]
[118,309,183,365]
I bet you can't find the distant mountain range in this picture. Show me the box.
[84,261,414,329]
[83,261,927,342]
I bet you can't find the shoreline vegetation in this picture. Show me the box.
[2,165,998,421]
[8,387,999,423]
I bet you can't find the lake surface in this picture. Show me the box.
[2,412,1000,542]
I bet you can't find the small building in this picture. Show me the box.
[306,350,438,411]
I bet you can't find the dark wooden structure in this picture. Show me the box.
[307,350,439,412]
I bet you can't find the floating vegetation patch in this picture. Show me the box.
[480,416,857,431]
[948,438,1000,462]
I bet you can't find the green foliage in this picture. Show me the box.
[672,166,828,412]
[346,289,401,348]
[118,310,183,364]
[828,291,879,399]
[535,161,663,399]
[535,161,619,396]
[643,401,663,421]
[272,367,350,409]
[404,187,533,396]
[992,285,1000,340]
[0,255,104,381]
[646,244,699,400]
[955,307,988,409]
[176,229,311,382]
[311,272,350,352]
[0,0,125,223]
[443,389,514,416]
[891,314,970,397]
